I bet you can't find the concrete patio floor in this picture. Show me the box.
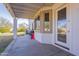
[1,35,73,56]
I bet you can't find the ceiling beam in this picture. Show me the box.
[16,15,33,19]
[11,3,44,9]
[12,6,36,12]
[12,8,36,12]
[4,3,16,18]
[13,9,36,13]
[11,4,39,12]
[15,13,33,16]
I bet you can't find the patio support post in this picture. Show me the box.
[29,19,32,30]
[13,18,17,39]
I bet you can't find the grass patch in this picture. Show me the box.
[0,39,12,53]
[0,33,24,53]
[0,35,13,53]
[0,48,5,53]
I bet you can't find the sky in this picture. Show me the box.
[0,3,29,26]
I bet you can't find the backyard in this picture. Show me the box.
[0,4,28,55]
[0,17,27,54]
[0,33,13,54]
[0,16,27,54]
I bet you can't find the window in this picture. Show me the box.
[57,7,67,43]
[45,13,49,21]
[58,8,66,20]
[44,12,50,32]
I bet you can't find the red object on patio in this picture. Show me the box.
[31,32,35,40]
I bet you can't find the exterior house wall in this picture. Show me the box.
[41,33,52,44]
[34,3,79,55]
[53,4,79,55]
[35,32,42,42]
[34,6,53,44]
[35,32,52,44]
[69,4,79,55]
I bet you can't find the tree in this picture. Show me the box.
[0,16,12,27]
[0,16,12,33]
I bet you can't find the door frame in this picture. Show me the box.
[55,4,69,48]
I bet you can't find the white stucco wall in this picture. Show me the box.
[35,32,42,42]
[69,4,79,55]
[35,32,53,44]
[35,4,79,55]
[41,33,52,44]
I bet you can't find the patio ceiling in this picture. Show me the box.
[9,3,53,19]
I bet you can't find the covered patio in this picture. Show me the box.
[1,35,73,56]
[4,3,54,39]
[1,3,78,56]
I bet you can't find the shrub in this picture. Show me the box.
[17,27,26,32]
[0,27,11,33]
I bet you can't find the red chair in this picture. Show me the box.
[31,32,35,40]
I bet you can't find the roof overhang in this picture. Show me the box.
[4,3,53,19]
